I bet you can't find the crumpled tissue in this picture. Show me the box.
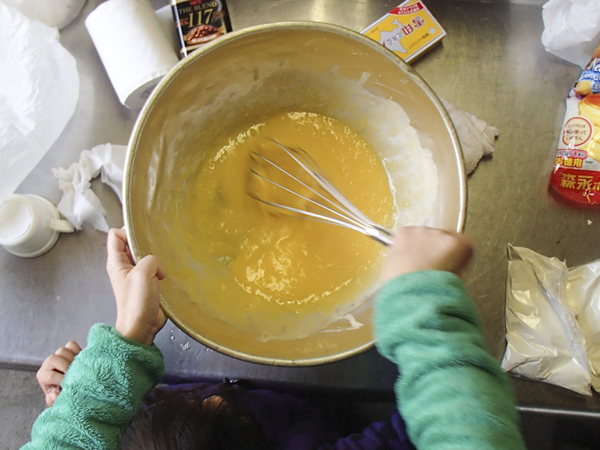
[502,245,600,396]
[0,2,79,203]
[53,144,126,232]
[441,98,499,174]
[541,0,600,68]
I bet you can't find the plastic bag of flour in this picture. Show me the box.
[549,43,600,204]
[567,260,600,392]
[502,245,592,395]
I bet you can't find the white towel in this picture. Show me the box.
[53,144,126,232]
[441,98,499,174]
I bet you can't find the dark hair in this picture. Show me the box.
[118,381,274,450]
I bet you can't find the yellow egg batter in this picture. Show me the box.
[169,112,395,341]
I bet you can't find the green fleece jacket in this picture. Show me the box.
[22,271,525,449]
[374,271,525,449]
[22,325,164,449]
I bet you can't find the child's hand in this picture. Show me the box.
[106,228,167,346]
[37,341,82,407]
[381,227,474,282]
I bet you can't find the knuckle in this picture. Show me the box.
[46,354,60,366]
[41,354,57,369]
[66,341,81,353]
[40,354,53,366]
[54,347,70,358]
[47,354,67,370]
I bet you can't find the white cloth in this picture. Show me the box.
[53,144,126,232]
[0,2,79,203]
[441,98,499,174]
[0,0,87,29]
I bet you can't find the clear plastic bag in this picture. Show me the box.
[567,260,600,392]
[542,0,600,68]
[502,245,592,396]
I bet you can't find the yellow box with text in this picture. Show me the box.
[362,0,445,63]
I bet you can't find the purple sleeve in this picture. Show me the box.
[330,411,415,450]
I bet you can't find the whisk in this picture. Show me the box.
[247,140,394,247]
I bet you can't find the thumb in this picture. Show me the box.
[47,388,60,407]
[64,341,82,356]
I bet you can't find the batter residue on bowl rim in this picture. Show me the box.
[166,112,395,341]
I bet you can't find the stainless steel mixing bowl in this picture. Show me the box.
[124,22,466,366]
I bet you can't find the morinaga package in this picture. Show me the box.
[550,43,600,204]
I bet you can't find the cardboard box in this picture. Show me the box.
[362,0,446,63]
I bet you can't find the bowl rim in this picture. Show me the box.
[123,21,467,366]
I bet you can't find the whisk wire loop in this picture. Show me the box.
[249,152,371,232]
[287,146,384,230]
[248,140,394,246]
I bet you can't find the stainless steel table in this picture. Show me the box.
[2,0,598,416]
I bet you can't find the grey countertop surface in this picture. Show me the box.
[3,0,599,414]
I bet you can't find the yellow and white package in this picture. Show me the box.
[362,0,445,63]
[550,43,600,204]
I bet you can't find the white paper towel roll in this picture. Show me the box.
[85,0,179,108]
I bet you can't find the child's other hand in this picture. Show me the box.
[381,227,474,282]
[106,228,167,346]
[37,341,82,407]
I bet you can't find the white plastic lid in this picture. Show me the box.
[0,197,33,243]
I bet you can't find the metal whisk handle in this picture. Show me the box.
[366,226,394,247]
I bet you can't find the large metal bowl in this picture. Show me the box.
[124,22,466,366]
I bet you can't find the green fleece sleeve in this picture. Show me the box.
[22,323,165,450]
[374,271,525,450]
